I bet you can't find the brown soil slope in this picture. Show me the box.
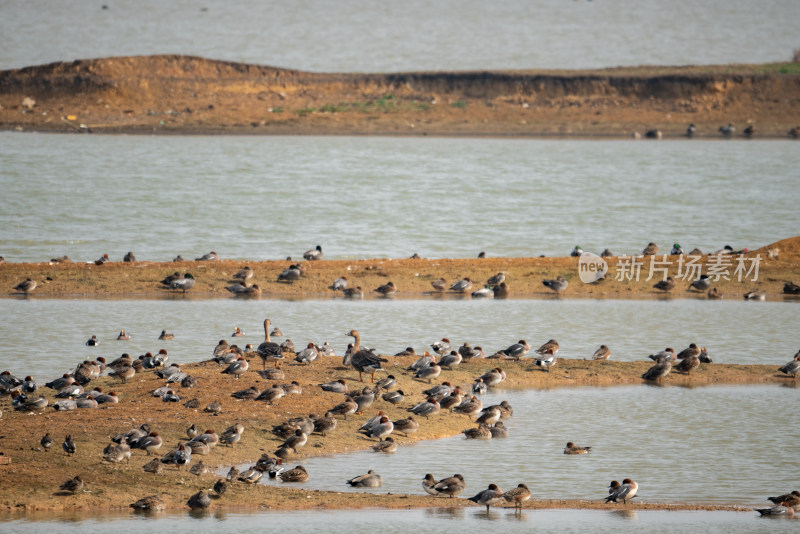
[1,55,799,136]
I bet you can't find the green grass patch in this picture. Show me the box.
[450,100,467,109]
[760,62,800,74]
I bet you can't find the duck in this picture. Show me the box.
[490,421,509,438]
[195,251,218,261]
[346,330,388,383]
[279,465,309,483]
[329,276,347,290]
[62,434,76,456]
[642,242,659,255]
[431,278,448,292]
[570,246,583,257]
[277,264,301,283]
[136,432,164,455]
[653,277,676,292]
[778,354,800,378]
[374,281,397,296]
[142,458,163,475]
[382,389,404,405]
[501,340,530,361]
[329,396,359,420]
[784,282,800,295]
[433,474,466,498]
[172,443,191,470]
[371,437,397,453]
[674,353,700,374]
[431,338,451,355]
[606,478,638,503]
[85,335,99,346]
[719,123,735,137]
[453,395,483,418]
[281,429,308,452]
[479,367,506,387]
[492,282,509,298]
[463,423,492,440]
[468,484,504,511]
[220,425,243,447]
[768,490,800,506]
[295,342,319,364]
[158,330,174,340]
[41,433,53,451]
[486,272,506,286]
[542,276,568,293]
[59,475,84,494]
[314,412,337,436]
[169,273,195,293]
[186,491,210,510]
[689,275,711,292]
[536,339,560,356]
[422,474,439,495]
[303,245,323,261]
[439,350,463,369]
[592,345,611,360]
[225,282,257,295]
[342,286,363,298]
[756,502,795,517]
[256,384,285,404]
[471,286,494,298]
[535,354,557,372]
[365,416,394,441]
[319,379,348,393]
[346,469,382,488]
[564,441,592,454]
[108,365,135,384]
[600,248,614,257]
[708,287,722,299]
[686,123,696,137]
[392,416,419,436]
[160,272,182,286]
[103,441,131,464]
[257,319,284,369]
[743,289,766,300]
[116,329,131,341]
[13,278,36,294]
[676,343,701,360]
[475,405,501,426]
[670,243,684,255]
[642,360,672,382]
[409,397,440,419]
[503,483,531,509]
[644,129,662,139]
[130,495,165,512]
[414,362,442,384]
[94,253,110,265]
[449,278,473,293]
[232,266,254,281]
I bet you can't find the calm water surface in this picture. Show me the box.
[0,298,797,373]
[1,0,798,71]
[1,509,797,534]
[1,134,798,263]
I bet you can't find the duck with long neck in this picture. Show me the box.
[257,319,283,369]
[346,329,388,383]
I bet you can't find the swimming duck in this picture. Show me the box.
[409,397,441,419]
[653,277,676,292]
[346,469,383,488]
[490,421,509,438]
[542,276,568,293]
[670,243,684,255]
[642,242,659,256]
[433,474,466,498]
[743,289,766,300]
[186,491,210,510]
[371,437,397,453]
[756,502,795,517]
[232,266,254,281]
[768,490,800,506]
[169,273,196,293]
[257,319,284,369]
[493,282,509,298]
[59,475,83,494]
[431,278,447,292]
[117,329,130,341]
[501,340,530,361]
[277,264,301,282]
[85,335,99,346]
[195,251,218,261]
[564,441,592,454]
[374,281,397,296]
[645,129,662,139]
[13,278,36,294]
[468,484,504,511]
[503,483,531,509]
[689,275,711,292]
[130,495,165,512]
[778,354,800,378]
[450,278,473,293]
[592,345,611,360]
[463,423,493,440]
[303,245,323,261]
[606,478,638,503]
[346,330,388,383]
[158,330,175,340]
[642,360,672,382]
[329,276,347,290]
[279,465,309,482]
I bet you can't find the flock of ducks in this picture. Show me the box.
[640,124,800,140]
[2,314,798,515]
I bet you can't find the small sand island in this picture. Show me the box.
[1,55,800,137]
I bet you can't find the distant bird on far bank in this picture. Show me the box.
[303,245,323,261]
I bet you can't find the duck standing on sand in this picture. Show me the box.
[13,278,36,294]
[277,265,301,283]
[431,278,447,292]
[592,345,611,360]
[169,273,196,293]
[503,483,531,510]
[374,281,397,296]
[468,484,504,511]
[59,475,84,494]
[642,360,672,382]
[232,266,254,281]
[778,354,800,378]
[449,278,473,293]
[689,275,711,292]
[329,276,347,290]
[542,276,568,293]
[195,251,218,261]
[653,277,676,292]
[186,491,210,510]
[606,478,638,503]
[433,474,466,498]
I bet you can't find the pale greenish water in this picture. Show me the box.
[1,134,798,263]
[0,0,798,71]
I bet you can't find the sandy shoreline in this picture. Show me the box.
[2,236,799,300]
